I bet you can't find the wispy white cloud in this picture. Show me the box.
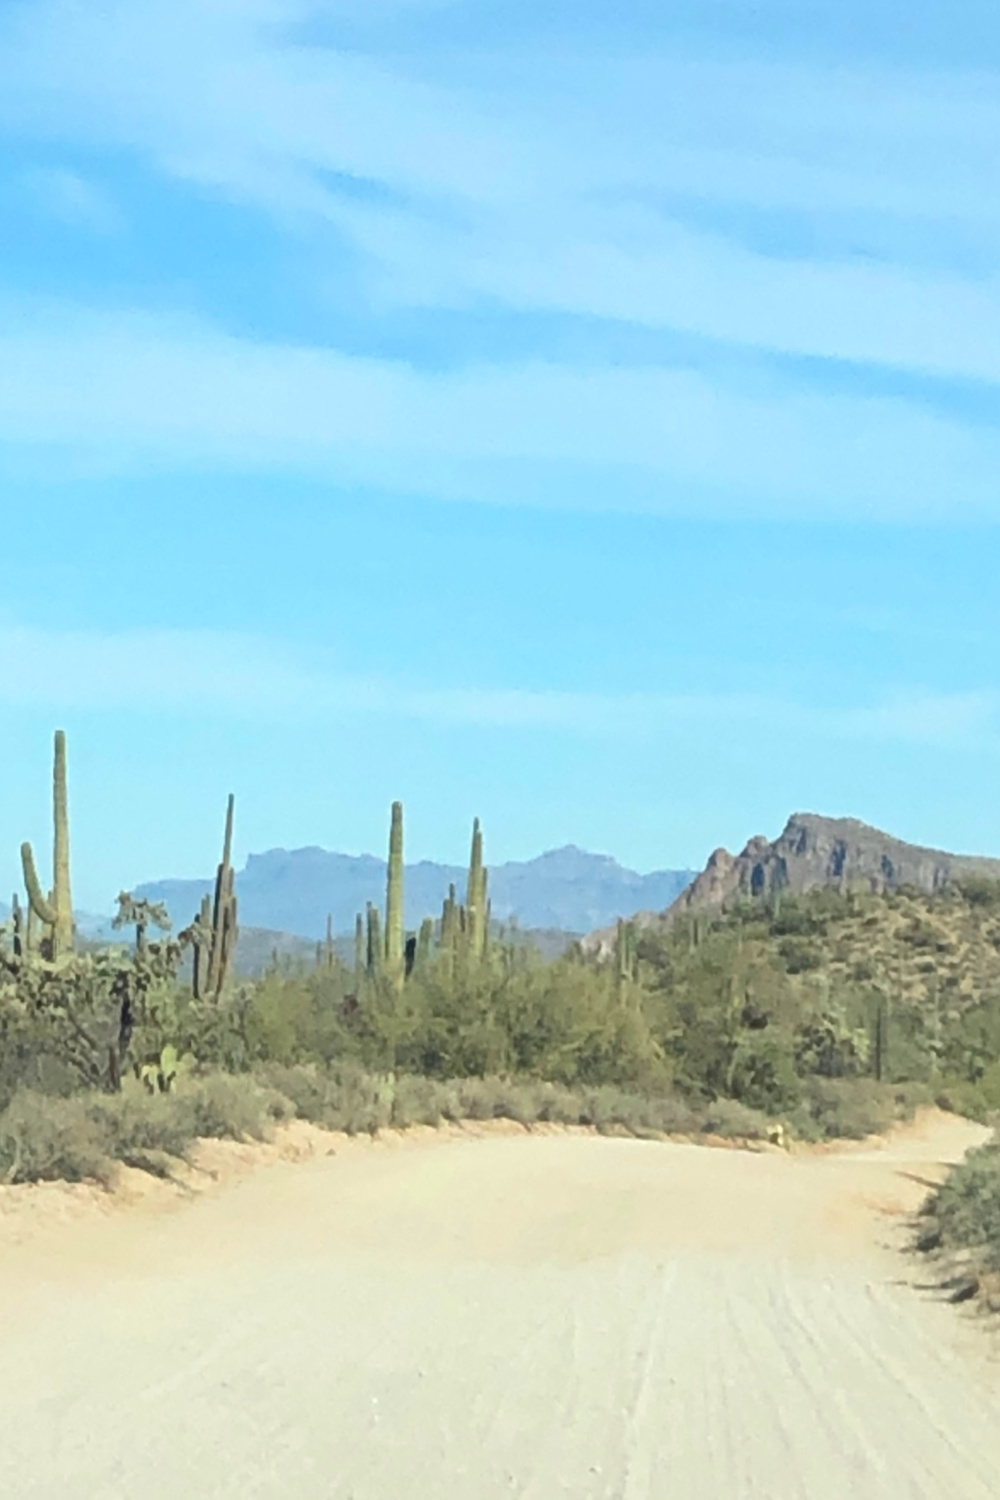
[2,302,1000,520]
[2,623,996,750]
[836,690,1000,749]
[0,622,741,730]
[1,1,999,383]
[336,199,1000,384]
[20,165,123,232]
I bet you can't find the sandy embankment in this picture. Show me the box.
[1,1109,998,1499]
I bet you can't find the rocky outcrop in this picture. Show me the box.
[584,813,1000,957]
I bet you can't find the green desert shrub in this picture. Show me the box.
[571,1084,691,1138]
[389,1073,457,1129]
[789,1077,931,1142]
[86,1091,204,1171]
[0,1091,112,1185]
[525,1080,588,1125]
[934,1063,1000,1125]
[255,1064,758,1143]
[314,1064,395,1135]
[0,1074,291,1186]
[698,1096,770,1140]
[921,1138,1000,1270]
[256,1060,333,1120]
[453,1075,540,1124]
[175,1072,290,1141]
[256,1060,395,1135]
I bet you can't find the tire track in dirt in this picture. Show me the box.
[0,1112,997,1498]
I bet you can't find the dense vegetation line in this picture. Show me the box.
[2,733,999,1215]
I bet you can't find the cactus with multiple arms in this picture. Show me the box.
[346,808,492,990]
[113,892,171,956]
[20,729,75,960]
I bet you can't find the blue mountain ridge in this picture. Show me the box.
[129,844,696,941]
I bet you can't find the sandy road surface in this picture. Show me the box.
[1,1112,999,1499]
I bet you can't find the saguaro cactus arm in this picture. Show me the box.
[205,794,237,997]
[21,841,57,926]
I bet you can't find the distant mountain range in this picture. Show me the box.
[584,813,1000,955]
[8,816,1000,974]
[131,845,696,941]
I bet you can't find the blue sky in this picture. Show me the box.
[2,0,999,912]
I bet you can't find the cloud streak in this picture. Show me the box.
[2,624,996,750]
[337,200,1000,384]
[20,166,123,232]
[1,0,999,384]
[2,303,1000,520]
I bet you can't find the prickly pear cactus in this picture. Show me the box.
[135,1043,194,1094]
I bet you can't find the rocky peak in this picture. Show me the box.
[583,813,1000,956]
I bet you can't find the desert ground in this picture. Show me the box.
[1,1111,999,1498]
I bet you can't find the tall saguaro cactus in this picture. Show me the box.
[198,793,238,999]
[21,729,75,960]
[615,918,636,999]
[874,993,890,1082]
[466,817,487,960]
[440,882,459,972]
[385,801,405,986]
[415,916,434,972]
[366,902,383,979]
[354,912,365,987]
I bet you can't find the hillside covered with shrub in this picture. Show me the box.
[4,733,1000,1192]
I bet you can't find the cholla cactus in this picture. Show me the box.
[113,892,171,956]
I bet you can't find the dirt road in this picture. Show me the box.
[1,1111,998,1498]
